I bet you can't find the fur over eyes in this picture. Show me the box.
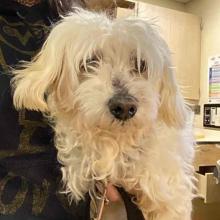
[12,9,195,220]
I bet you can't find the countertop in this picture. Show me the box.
[194,128,220,144]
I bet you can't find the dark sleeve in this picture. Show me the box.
[118,187,145,220]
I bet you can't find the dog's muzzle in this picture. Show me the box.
[108,94,137,121]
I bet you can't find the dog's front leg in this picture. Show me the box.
[147,201,192,220]
[137,189,192,220]
[149,211,191,220]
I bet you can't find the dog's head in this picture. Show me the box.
[12,9,187,132]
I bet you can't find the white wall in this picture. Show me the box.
[138,0,186,11]
[186,0,220,127]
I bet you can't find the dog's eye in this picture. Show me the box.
[134,59,147,74]
[80,54,101,72]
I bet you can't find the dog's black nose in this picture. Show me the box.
[108,95,137,121]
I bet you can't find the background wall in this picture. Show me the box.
[138,0,185,11]
[185,0,220,127]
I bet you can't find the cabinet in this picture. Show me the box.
[194,144,220,203]
[193,144,220,220]
[194,144,220,171]
[117,3,201,100]
[117,7,135,17]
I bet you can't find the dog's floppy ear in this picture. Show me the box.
[12,22,78,112]
[158,62,188,129]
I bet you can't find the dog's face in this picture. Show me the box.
[12,10,187,134]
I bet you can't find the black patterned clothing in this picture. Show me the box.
[0,1,90,219]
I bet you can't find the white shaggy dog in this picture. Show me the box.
[12,9,195,220]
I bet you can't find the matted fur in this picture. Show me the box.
[12,9,195,220]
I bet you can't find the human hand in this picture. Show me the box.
[106,183,122,202]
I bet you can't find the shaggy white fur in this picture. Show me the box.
[12,9,195,220]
